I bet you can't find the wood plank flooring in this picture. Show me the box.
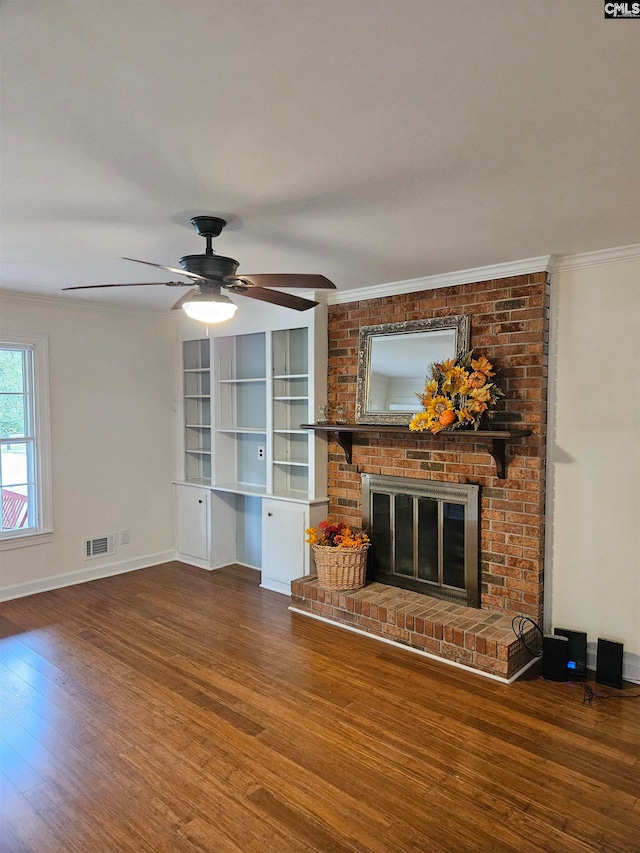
[1,561,639,853]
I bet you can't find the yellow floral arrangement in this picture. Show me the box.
[305,520,370,549]
[409,351,504,434]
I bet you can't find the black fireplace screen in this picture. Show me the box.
[363,475,479,607]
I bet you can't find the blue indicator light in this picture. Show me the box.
[567,660,577,670]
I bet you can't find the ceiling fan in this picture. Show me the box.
[62,216,336,323]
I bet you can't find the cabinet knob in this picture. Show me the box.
[198,499,203,504]
[267,512,273,517]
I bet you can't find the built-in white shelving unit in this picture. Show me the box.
[214,332,268,495]
[272,326,310,499]
[182,339,212,485]
[175,305,328,592]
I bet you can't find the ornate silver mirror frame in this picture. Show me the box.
[355,315,470,425]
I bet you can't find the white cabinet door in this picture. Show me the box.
[261,499,307,595]
[176,485,210,563]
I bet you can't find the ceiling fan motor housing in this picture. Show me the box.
[179,254,239,280]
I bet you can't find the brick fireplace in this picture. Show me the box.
[291,272,549,680]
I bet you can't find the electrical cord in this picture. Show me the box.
[511,615,543,658]
[581,683,640,722]
[583,683,640,704]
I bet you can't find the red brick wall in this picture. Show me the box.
[326,272,550,623]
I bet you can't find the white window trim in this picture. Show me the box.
[0,332,53,550]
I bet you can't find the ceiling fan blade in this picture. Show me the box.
[226,285,317,311]
[171,288,199,310]
[122,257,210,282]
[62,281,189,291]
[225,273,335,289]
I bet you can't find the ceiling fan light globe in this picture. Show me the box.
[182,293,238,323]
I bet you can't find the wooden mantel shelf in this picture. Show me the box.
[301,423,532,479]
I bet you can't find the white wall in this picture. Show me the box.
[547,256,640,682]
[0,293,179,598]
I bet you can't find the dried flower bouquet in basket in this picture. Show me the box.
[306,521,370,591]
[305,520,369,549]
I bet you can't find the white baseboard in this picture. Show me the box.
[175,552,215,571]
[176,556,262,573]
[260,577,291,596]
[0,550,176,602]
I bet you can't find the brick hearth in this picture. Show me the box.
[291,576,538,680]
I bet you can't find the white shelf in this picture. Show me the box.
[217,427,267,435]
[183,368,209,374]
[218,378,266,384]
[273,373,308,380]
[273,429,307,435]
[212,481,268,497]
[273,460,309,468]
[270,488,311,502]
[185,423,212,429]
[184,395,211,400]
[273,396,309,401]
[186,449,212,455]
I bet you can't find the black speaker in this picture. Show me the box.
[554,627,587,677]
[543,634,569,681]
[596,638,624,689]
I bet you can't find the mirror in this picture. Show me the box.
[355,315,470,425]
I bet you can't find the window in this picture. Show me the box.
[0,334,52,548]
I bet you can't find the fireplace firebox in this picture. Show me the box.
[362,474,479,607]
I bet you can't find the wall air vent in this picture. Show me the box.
[84,534,117,559]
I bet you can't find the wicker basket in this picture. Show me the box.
[312,544,370,591]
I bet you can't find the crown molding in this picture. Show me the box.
[0,287,174,319]
[3,243,637,315]
[548,243,640,272]
[328,255,552,305]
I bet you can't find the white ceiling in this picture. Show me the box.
[2,0,639,312]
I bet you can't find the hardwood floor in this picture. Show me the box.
[1,562,639,853]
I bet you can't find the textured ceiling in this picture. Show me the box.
[1,0,639,312]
